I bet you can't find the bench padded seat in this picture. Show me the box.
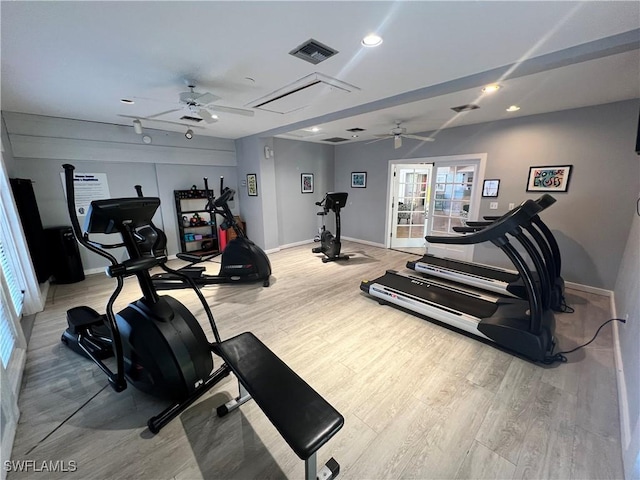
[218,332,344,460]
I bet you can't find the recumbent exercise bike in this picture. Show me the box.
[59,164,343,480]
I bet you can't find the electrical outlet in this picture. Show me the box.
[489,202,498,210]
[509,203,515,210]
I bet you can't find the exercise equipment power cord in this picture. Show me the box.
[543,317,626,364]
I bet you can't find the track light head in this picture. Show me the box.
[185,129,194,140]
[132,119,143,135]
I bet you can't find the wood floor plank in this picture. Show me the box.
[455,440,516,479]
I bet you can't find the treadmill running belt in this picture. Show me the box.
[368,271,499,319]
[414,255,518,283]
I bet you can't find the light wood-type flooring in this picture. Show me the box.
[9,241,623,479]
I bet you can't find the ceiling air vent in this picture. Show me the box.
[346,127,366,132]
[451,104,480,113]
[323,137,350,143]
[289,39,339,65]
[180,115,203,122]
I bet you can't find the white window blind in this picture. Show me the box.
[0,237,24,318]
[0,259,19,368]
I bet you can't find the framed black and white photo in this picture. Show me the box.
[246,173,258,196]
[482,179,500,197]
[301,173,314,194]
[351,172,367,188]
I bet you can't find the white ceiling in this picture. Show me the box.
[2,1,639,146]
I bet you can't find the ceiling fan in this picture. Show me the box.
[368,121,435,149]
[123,83,255,128]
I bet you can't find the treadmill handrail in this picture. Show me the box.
[426,199,542,245]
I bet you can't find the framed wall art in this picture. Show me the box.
[301,173,314,194]
[482,179,500,197]
[351,172,367,188]
[526,165,573,192]
[247,173,258,196]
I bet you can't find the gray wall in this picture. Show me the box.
[1,116,17,176]
[615,208,640,480]
[335,100,640,290]
[3,112,238,271]
[273,138,335,246]
[234,135,278,250]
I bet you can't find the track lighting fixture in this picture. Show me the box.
[185,129,194,140]
[132,119,143,135]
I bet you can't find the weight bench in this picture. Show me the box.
[216,332,344,480]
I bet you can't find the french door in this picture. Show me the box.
[387,154,486,261]
[390,165,432,249]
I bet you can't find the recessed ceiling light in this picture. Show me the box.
[120,98,135,104]
[361,34,383,47]
[482,84,501,94]
[506,105,521,112]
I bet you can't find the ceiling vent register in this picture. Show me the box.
[289,39,339,65]
[322,137,350,143]
[451,104,480,113]
[180,115,203,122]
[247,72,360,114]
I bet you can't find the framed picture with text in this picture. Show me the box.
[526,165,573,192]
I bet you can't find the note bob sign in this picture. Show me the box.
[60,172,111,217]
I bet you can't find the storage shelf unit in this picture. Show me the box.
[174,189,218,255]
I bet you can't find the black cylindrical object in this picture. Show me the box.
[45,226,85,284]
[10,178,51,283]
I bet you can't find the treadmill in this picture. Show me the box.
[406,194,566,310]
[361,199,556,362]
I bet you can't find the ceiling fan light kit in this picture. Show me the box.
[132,119,143,135]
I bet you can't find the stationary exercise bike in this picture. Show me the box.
[312,192,349,263]
[151,177,271,290]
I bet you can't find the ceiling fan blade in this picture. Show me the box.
[207,104,255,117]
[403,134,435,142]
[145,108,182,120]
[197,108,219,124]
[116,115,205,129]
[365,137,389,145]
[394,136,402,149]
[193,92,219,105]
[142,118,206,129]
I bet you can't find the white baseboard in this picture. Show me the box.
[564,280,613,297]
[84,266,105,276]
[610,293,631,451]
[341,236,386,249]
[265,247,281,254]
[278,239,314,250]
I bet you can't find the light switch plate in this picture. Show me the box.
[490,202,498,210]
[509,203,515,210]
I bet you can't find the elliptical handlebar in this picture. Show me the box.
[61,163,127,393]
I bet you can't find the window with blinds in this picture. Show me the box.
[0,217,25,368]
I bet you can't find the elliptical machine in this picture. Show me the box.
[312,192,349,263]
[151,178,271,289]
[59,164,240,428]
